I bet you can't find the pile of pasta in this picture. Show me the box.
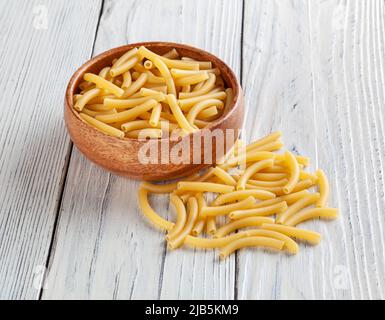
[138,132,338,258]
[73,46,231,138]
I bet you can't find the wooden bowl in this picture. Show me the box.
[64,42,244,181]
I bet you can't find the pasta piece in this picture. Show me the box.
[245,131,282,152]
[99,67,111,79]
[126,128,163,139]
[212,189,275,206]
[186,99,224,126]
[79,113,124,138]
[167,194,187,240]
[165,94,195,133]
[179,73,216,99]
[252,172,288,181]
[282,151,300,194]
[212,167,237,186]
[185,229,298,254]
[237,159,275,190]
[214,217,275,238]
[206,217,217,235]
[168,197,199,249]
[261,223,321,245]
[144,60,153,69]
[191,219,206,237]
[224,151,275,168]
[95,99,158,124]
[162,48,179,59]
[112,47,138,68]
[149,103,162,127]
[255,179,314,196]
[139,173,199,194]
[181,57,212,69]
[299,170,318,183]
[110,56,139,77]
[197,105,219,119]
[122,73,149,98]
[247,178,288,188]
[86,103,114,112]
[229,201,287,220]
[81,108,117,117]
[201,196,256,217]
[178,91,227,111]
[174,72,209,86]
[177,181,234,194]
[138,188,174,230]
[181,85,191,93]
[104,96,162,109]
[83,73,124,97]
[284,208,339,226]
[122,71,132,89]
[252,140,283,152]
[219,236,284,259]
[276,193,320,224]
[74,88,101,111]
[316,169,329,207]
[170,69,208,78]
[140,88,166,101]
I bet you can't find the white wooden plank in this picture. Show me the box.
[238,0,385,299]
[0,0,102,299]
[43,0,242,300]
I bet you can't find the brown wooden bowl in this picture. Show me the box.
[64,42,244,181]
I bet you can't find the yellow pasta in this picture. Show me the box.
[197,105,219,119]
[247,178,288,188]
[219,236,284,259]
[168,197,199,249]
[83,73,124,97]
[95,99,158,124]
[179,73,216,99]
[177,181,234,193]
[214,217,275,238]
[316,169,329,207]
[162,48,180,59]
[211,166,237,186]
[167,194,187,240]
[126,128,163,139]
[284,208,339,226]
[79,113,124,138]
[186,99,224,125]
[122,73,148,98]
[201,196,256,217]
[74,88,101,111]
[237,159,275,190]
[229,201,288,220]
[138,188,174,230]
[110,56,139,77]
[212,189,275,206]
[282,151,300,194]
[112,47,138,68]
[206,217,217,235]
[143,60,153,69]
[181,57,212,69]
[178,91,227,111]
[245,131,282,152]
[165,94,196,134]
[276,193,320,224]
[149,103,162,127]
[261,223,321,245]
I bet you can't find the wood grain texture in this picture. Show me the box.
[238,0,385,299]
[0,0,103,299]
[43,0,242,299]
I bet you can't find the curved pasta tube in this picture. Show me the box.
[276,192,320,224]
[261,223,321,245]
[284,208,339,226]
[167,194,187,240]
[237,159,274,190]
[229,201,287,220]
[104,96,162,109]
[214,217,275,238]
[225,151,275,168]
[79,113,124,138]
[122,73,149,98]
[178,91,227,111]
[254,179,314,196]
[219,236,284,259]
[247,178,288,188]
[110,56,139,77]
[179,73,216,99]
[197,105,219,119]
[165,94,195,134]
[83,73,124,97]
[206,217,217,235]
[137,188,174,230]
[122,71,132,89]
[299,170,318,183]
[168,197,199,249]
[212,189,275,206]
[126,128,163,139]
[245,131,282,152]
[252,140,283,152]
[95,99,158,124]
[186,99,224,126]
[74,88,101,111]
[282,151,300,194]
[112,47,138,68]
[201,196,256,217]
[211,166,237,186]
[177,181,234,194]
[149,103,162,127]
[316,169,329,207]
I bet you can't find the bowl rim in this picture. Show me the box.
[65,41,242,142]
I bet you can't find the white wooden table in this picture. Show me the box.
[1,0,384,300]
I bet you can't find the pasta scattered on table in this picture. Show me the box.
[138,132,339,259]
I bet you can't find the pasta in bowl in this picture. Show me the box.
[64,42,243,180]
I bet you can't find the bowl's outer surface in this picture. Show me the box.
[65,42,244,181]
